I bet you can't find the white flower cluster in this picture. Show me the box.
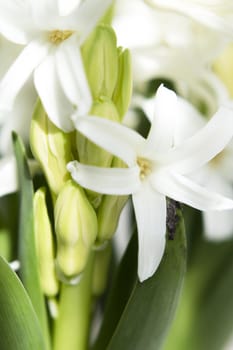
[0,0,233,281]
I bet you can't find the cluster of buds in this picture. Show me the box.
[30,24,132,293]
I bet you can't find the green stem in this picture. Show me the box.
[53,254,94,350]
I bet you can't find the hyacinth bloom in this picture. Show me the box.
[68,85,233,281]
[113,0,228,115]
[0,0,112,132]
[145,0,233,36]
[140,90,233,240]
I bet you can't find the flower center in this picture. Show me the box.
[137,157,152,180]
[49,30,74,44]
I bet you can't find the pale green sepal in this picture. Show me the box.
[82,24,118,99]
[34,188,59,297]
[92,243,112,296]
[55,180,98,279]
[113,48,132,120]
[30,100,72,196]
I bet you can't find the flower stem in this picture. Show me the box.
[53,254,94,350]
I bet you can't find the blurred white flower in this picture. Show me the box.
[68,86,233,281]
[145,0,233,36]
[0,36,37,196]
[113,0,228,114]
[0,0,113,132]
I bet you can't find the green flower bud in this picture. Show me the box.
[82,24,118,99]
[76,97,120,208]
[76,96,119,168]
[97,157,129,243]
[34,187,59,297]
[30,100,73,195]
[92,243,111,296]
[113,48,132,120]
[55,180,97,280]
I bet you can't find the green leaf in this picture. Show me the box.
[13,133,50,349]
[0,256,46,350]
[94,206,186,350]
[164,208,233,350]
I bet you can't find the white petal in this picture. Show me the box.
[151,170,233,211]
[201,172,233,240]
[66,0,113,43]
[158,105,233,174]
[145,85,177,154]
[67,160,141,195]
[28,0,59,28]
[0,1,35,44]
[74,117,144,166]
[0,39,50,110]
[34,54,75,132]
[0,80,36,155]
[55,38,92,118]
[0,156,18,196]
[132,182,167,282]
[204,210,233,241]
[145,0,233,35]
[58,0,81,16]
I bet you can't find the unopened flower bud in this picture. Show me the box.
[76,96,119,168]
[30,100,73,195]
[34,187,59,297]
[76,97,120,208]
[82,24,118,99]
[97,157,129,242]
[55,180,97,280]
[113,48,132,120]
[92,243,111,296]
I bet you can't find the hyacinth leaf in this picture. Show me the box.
[94,205,186,350]
[0,256,46,350]
[165,207,233,350]
[12,133,50,350]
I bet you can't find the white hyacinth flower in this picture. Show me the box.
[0,0,113,132]
[145,0,233,36]
[68,85,233,281]
[113,0,228,115]
[141,90,233,241]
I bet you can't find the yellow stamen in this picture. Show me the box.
[49,30,74,44]
[137,157,152,180]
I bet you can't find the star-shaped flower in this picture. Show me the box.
[0,0,113,131]
[68,85,233,281]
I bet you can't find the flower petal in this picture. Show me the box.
[55,38,92,118]
[67,160,141,195]
[151,170,233,211]
[132,182,167,282]
[66,0,113,43]
[0,1,35,44]
[204,210,233,241]
[34,53,75,132]
[145,85,177,155]
[0,156,18,196]
[202,172,233,240]
[0,39,50,110]
[158,105,233,174]
[74,116,144,166]
[0,80,36,155]
[145,0,233,35]
[28,0,59,28]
